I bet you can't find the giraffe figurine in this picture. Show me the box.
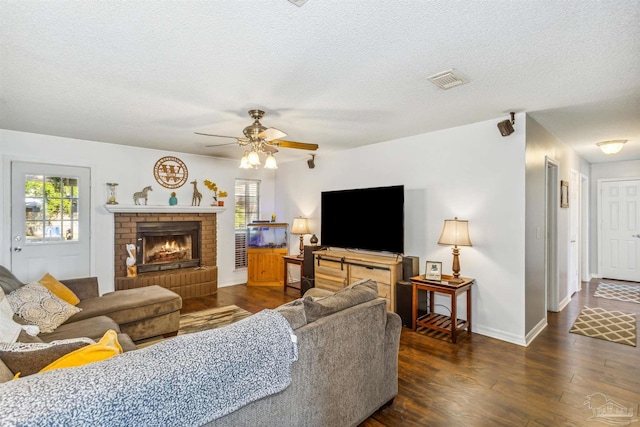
[191,180,202,206]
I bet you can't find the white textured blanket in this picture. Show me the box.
[0,309,298,427]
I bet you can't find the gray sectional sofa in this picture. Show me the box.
[0,279,401,427]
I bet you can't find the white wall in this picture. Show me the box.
[0,129,276,293]
[275,115,529,344]
[524,116,590,340]
[589,160,640,276]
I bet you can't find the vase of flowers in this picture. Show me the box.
[204,180,228,206]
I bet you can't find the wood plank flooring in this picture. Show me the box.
[181,279,639,426]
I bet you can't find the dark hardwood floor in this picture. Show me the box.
[182,279,640,427]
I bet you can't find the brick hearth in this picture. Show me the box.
[113,212,217,298]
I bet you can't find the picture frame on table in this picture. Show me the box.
[425,261,442,281]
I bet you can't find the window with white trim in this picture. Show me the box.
[234,179,260,268]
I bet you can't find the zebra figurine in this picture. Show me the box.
[133,186,153,205]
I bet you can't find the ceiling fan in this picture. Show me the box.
[195,109,318,169]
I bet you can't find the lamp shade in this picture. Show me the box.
[291,217,310,235]
[596,139,626,155]
[438,217,472,247]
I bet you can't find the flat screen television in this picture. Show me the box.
[321,185,404,254]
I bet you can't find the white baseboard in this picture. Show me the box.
[525,317,547,346]
[472,324,527,347]
[558,294,571,311]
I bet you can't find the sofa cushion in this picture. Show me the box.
[38,273,80,306]
[303,279,378,323]
[39,315,121,343]
[68,285,181,325]
[302,288,334,299]
[7,282,81,333]
[0,266,23,294]
[275,299,307,329]
[17,329,44,344]
[116,333,137,352]
[0,338,94,377]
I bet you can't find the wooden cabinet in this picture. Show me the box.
[246,222,288,287]
[247,248,287,286]
[313,249,402,311]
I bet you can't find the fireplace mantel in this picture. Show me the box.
[104,205,225,214]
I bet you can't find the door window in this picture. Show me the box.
[24,174,79,243]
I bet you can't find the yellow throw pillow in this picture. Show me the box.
[38,273,80,306]
[39,330,122,373]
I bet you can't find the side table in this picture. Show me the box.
[283,255,304,294]
[410,275,475,343]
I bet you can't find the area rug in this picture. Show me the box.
[569,306,636,347]
[594,282,640,304]
[137,305,253,348]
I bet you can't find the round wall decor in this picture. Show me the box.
[153,156,189,189]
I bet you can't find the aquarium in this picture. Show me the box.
[247,222,289,249]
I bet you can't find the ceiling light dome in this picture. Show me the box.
[597,139,627,155]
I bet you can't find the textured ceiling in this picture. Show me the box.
[1,1,639,164]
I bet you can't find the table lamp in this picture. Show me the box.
[291,217,310,256]
[437,217,472,282]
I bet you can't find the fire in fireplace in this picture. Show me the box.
[136,221,200,273]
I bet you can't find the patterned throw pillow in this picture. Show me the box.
[7,282,82,333]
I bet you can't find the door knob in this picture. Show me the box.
[13,247,22,252]
[634,234,640,238]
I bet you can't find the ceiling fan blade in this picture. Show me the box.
[271,139,319,151]
[194,132,240,139]
[204,142,239,148]
[258,127,287,141]
[262,145,279,154]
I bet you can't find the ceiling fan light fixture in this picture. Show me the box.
[239,152,251,169]
[596,139,627,155]
[248,150,261,166]
[264,153,278,169]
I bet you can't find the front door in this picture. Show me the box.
[600,179,640,282]
[10,162,91,282]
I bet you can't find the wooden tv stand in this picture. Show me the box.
[313,249,402,311]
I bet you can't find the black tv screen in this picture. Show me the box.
[321,185,404,254]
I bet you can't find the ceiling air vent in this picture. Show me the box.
[427,69,468,90]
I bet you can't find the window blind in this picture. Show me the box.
[234,179,260,268]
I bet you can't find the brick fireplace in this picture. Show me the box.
[111,209,219,298]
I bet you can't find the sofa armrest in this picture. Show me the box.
[384,310,401,396]
[60,277,100,300]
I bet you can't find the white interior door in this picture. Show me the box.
[568,170,580,295]
[546,158,559,312]
[11,162,91,283]
[599,179,640,282]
